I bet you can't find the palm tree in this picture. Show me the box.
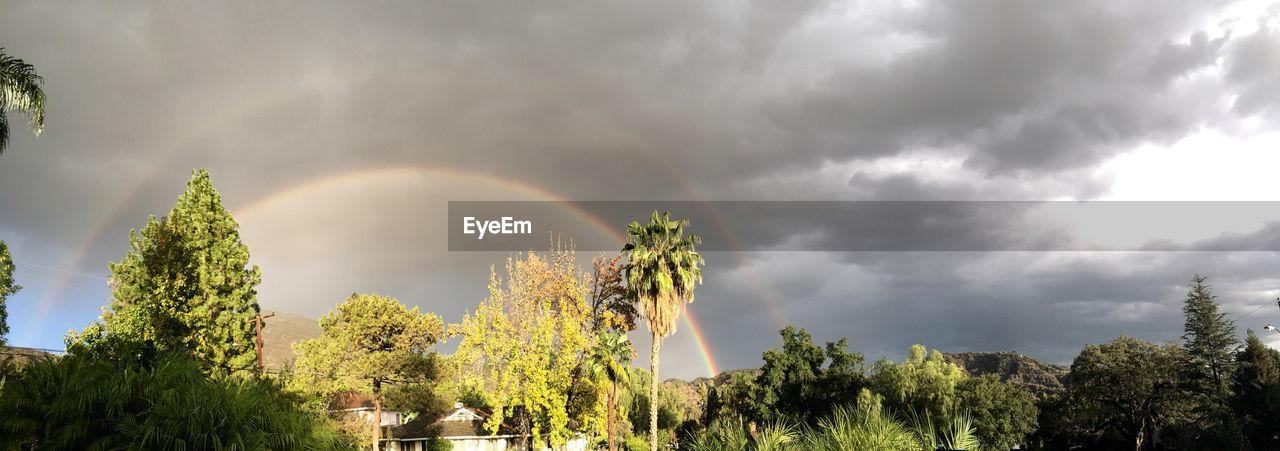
[590,330,633,451]
[623,211,703,451]
[0,48,45,154]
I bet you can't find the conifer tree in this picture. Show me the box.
[1181,275,1238,398]
[70,169,262,371]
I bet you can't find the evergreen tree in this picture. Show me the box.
[1182,275,1239,398]
[69,169,262,372]
[0,241,18,346]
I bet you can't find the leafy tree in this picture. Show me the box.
[1233,330,1280,450]
[590,254,637,334]
[591,330,634,451]
[0,352,348,450]
[292,293,445,450]
[869,344,966,426]
[452,248,597,448]
[0,48,45,154]
[0,241,18,346]
[748,326,866,425]
[623,211,704,451]
[69,169,262,371]
[955,374,1038,450]
[1065,336,1193,450]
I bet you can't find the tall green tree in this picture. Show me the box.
[1065,336,1194,451]
[69,169,262,371]
[1182,275,1239,398]
[748,326,866,425]
[292,293,445,450]
[590,330,633,451]
[869,344,966,426]
[0,241,18,346]
[0,48,45,154]
[623,211,703,451]
[1233,330,1280,450]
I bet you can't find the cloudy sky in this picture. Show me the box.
[4,0,1280,379]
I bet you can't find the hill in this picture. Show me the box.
[260,310,323,370]
[944,351,1068,397]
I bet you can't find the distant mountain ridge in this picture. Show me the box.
[260,310,323,370]
[944,351,1068,397]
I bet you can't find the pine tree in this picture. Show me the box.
[69,169,261,372]
[1182,275,1239,398]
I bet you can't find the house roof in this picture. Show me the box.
[387,405,523,440]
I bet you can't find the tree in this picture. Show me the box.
[0,48,45,155]
[955,375,1038,450]
[1182,275,1239,398]
[452,248,597,448]
[590,254,637,334]
[1233,330,1280,450]
[748,326,866,425]
[292,293,445,450]
[69,169,262,371]
[869,344,966,426]
[1065,336,1193,451]
[1179,275,1244,448]
[623,211,704,451]
[591,330,634,451]
[0,241,19,346]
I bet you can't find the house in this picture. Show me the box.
[333,392,403,427]
[381,403,588,451]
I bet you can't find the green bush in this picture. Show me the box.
[0,352,349,450]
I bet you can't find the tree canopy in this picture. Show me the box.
[69,169,262,371]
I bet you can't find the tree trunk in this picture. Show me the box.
[650,333,661,451]
[608,381,618,451]
[373,379,382,451]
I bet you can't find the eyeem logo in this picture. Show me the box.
[463,216,532,239]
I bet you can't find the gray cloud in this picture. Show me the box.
[2,0,1280,378]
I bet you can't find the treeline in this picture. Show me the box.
[0,170,1278,451]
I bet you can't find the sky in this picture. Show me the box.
[4,0,1280,379]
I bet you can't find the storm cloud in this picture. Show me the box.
[3,0,1280,377]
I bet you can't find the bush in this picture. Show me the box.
[0,352,349,450]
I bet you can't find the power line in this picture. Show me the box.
[13,260,108,281]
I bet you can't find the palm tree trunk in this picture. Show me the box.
[608,381,618,451]
[650,332,661,451]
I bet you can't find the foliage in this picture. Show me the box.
[590,330,634,451]
[869,344,966,426]
[1233,330,1280,450]
[801,405,920,451]
[452,248,597,448]
[69,169,263,372]
[0,241,18,346]
[1182,275,1239,398]
[1064,336,1194,450]
[292,293,444,447]
[590,255,637,334]
[746,326,866,425]
[955,374,1038,450]
[624,210,703,451]
[0,48,45,154]
[0,352,348,450]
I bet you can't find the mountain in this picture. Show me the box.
[944,351,1068,397]
[259,310,323,370]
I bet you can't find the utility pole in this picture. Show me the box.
[254,312,276,373]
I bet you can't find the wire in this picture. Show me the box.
[1235,299,1277,322]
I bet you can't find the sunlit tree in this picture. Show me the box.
[590,330,633,451]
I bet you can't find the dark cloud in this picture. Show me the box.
[2,1,1279,377]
